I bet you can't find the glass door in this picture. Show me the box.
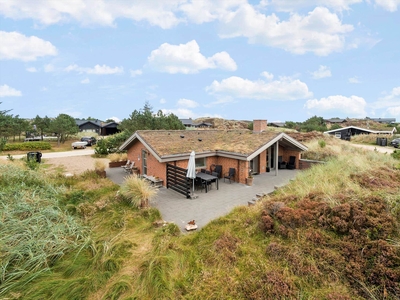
[142,150,147,175]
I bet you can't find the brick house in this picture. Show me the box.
[119,120,308,186]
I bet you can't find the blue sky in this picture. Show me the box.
[0,0,399,123]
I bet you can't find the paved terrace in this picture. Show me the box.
[107,168,299,232]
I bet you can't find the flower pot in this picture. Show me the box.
[109,160,127,168]
[246,177,253,186]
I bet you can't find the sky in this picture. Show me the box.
[0,0,399,123]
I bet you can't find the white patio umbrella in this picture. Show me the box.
[186,150,196,194]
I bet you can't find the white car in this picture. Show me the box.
[71,141,87,149]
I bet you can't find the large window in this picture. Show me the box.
[195,157,206,168]
[335,132,341,138]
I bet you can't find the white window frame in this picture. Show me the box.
[335,132,341,138]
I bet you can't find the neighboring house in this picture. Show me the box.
[367,117,396,124]
[180,118,213,128]
[268,122,286,128]
[324,126,397,140]
[75,119,120,136]
[119,120,308,187]
[76,120,102,134]
[192,121,213,128]
[101,121,120,136]
[180,118,195,128]
[324,118,347,126]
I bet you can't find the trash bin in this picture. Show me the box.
[376,137,382,145]
[380,138,387,146]
[27,151,42,163]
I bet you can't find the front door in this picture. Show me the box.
[142,150,148,175]
[267,147,275,170]
[250,155,259,174]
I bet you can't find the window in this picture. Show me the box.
[195,157,206,168]
[335,132,341,138]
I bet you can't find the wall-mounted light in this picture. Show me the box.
[180,135,185,138]
[198,138,202,141]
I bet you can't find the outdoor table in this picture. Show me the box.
[196,172,218,193]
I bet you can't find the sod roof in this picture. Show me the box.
[132,129,287,157]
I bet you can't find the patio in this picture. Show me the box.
[107,167,299,232]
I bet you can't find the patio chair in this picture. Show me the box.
[210,172,219,189]
[194,177,206,192]
[214,165,222,178]
[121,159,131,168]
[278,156,286,169]
[224,168,235,183]
[124,161,135,173]
[200,168,207,173]
[287,156,296,169]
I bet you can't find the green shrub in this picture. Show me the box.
[391,149,400,160]
[318,139,326,148]
[4,141,51,151]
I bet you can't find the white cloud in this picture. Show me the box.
[370,87,400,113]
[44,63,55,72]
[386,106,400,117]
[177,98,199,108]
[374,0,400,12]
[0,31,57,61]
[206,75,312,100]
[159,98,166,104]
[0,84,22,97]
[108,116,121,122]
[349,76,361,83]
[260,0,363,11]
[81,78,90,84]
[304,95,367,117]
[26,67,37,72]
[130,69,143,77]
[311,65,331,79]
[148,40,237,74]
[219,6,354,56]
[0,0,183,29]
[161,108,196,119]
[65,64,123,75]
[260,71,274,80]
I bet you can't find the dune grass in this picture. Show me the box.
[2,138,399,299]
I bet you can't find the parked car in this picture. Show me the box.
[390,138,400,148]
[72,141,87,149]
[81,136,97,146]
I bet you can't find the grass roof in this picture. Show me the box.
[137,129,282,157]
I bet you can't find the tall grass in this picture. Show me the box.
[0,164,89,296]
[120,174,158,208]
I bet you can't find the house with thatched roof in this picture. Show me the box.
[119,120,308,188]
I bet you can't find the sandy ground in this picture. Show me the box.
[44,156,110,175]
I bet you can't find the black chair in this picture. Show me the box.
[287,156,296,169]
[210,172,219,189]
[214,165,222,178]
[200,168,206,173]
[224,168,235,183]
[278,156,287,169]
[195,177,206,192]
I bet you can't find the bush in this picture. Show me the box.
[4,141,51,151]
[120,174,158,208]
[318,139,326,148]
[391,149,400,160]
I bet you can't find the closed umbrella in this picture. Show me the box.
[186,151,196,194]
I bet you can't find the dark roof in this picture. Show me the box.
[102,122,119,128]
[324,126,396,134]
[366,117,396,123]
[269,122,286,127]
[179,119,194,126]
[75,119,102,127]
[120,129,308,162]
